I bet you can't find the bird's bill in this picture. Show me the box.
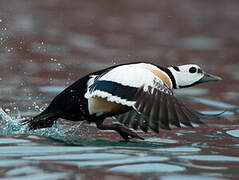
[199,73,222,83]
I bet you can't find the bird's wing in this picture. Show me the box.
[113,78,205,133]
[85,64,205,132]
[130,81,205,132]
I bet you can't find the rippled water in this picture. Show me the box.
[1,0,239,180]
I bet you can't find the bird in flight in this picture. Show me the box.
[22,62,221,140]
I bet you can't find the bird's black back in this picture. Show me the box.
[36,64,124,122]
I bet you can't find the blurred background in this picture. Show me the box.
[0,0,238,112]
[0,1,239,179]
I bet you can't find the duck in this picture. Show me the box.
[22,62,221,140]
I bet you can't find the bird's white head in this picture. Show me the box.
[168,64,222,89]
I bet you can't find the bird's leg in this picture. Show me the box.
[95,120,144,140]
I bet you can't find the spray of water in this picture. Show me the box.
[0,107,25,135]
[0,107,78,139]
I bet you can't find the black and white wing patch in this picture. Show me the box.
[87,80,138,106]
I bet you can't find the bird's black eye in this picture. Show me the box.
[189,67,197,73]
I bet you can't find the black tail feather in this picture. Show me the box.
[21,112,60,130]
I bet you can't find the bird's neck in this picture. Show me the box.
[157,66,177,89]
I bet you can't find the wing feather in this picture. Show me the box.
[148,89,160,132]
[159,93,170,130]
[166,95,181,127]
[131,80,207,132]
[130,112,141,130]
[139,115,149,133]
[122,111,134,127]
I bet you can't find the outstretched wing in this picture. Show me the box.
[114,79,205,133]
[132,81,205,132]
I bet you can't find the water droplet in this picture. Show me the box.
[68,72,73,76]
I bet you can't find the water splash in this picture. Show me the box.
[0,107,25,135]
[0,107,74,139]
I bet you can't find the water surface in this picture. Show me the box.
[0,0,239,179]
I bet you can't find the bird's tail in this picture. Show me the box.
[21,112,60,130]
